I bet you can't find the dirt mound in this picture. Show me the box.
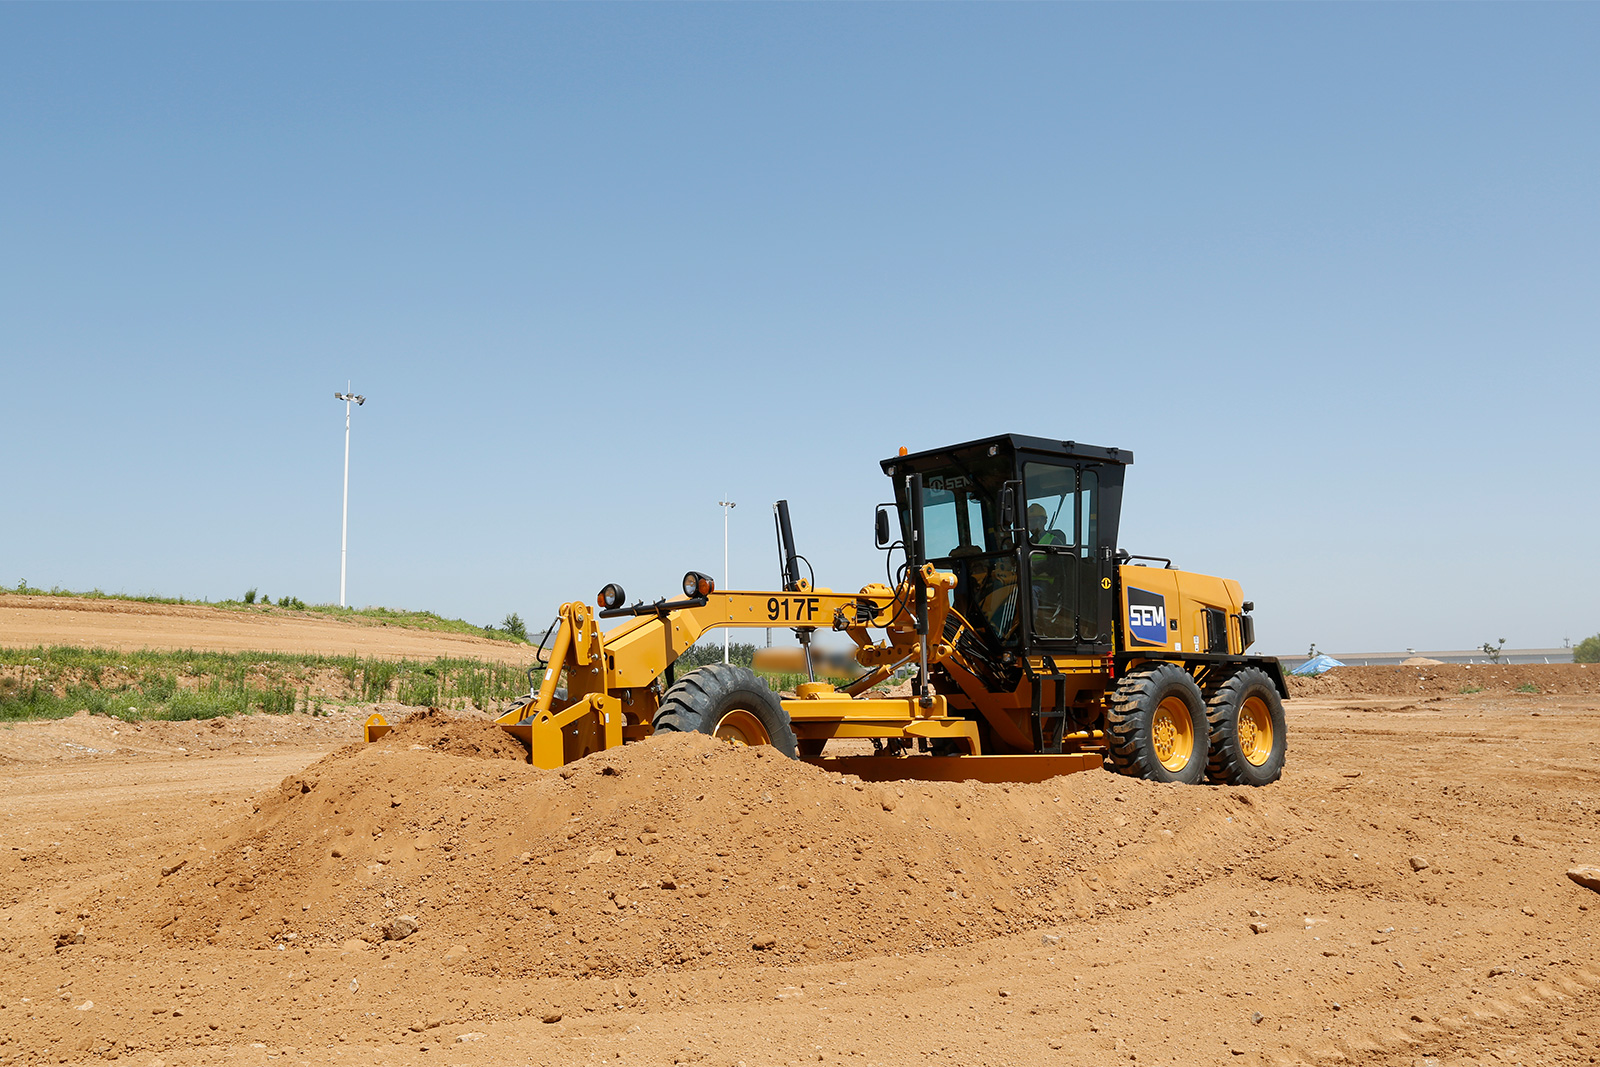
[140,727,1290,979]
[1287,662,1596,697]
[365,706,530,761]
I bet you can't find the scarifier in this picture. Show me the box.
[366,434,1288,784]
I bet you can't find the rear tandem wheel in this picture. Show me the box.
[1103,663,1210,784]
[1204,667,1287,786]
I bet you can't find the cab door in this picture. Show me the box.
[1020,461,1079,646]
[1020,461,1112,652]
[1076,465,1113,649]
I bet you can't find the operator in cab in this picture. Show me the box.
[1027,503,1065,546]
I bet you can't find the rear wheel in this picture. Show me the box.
[1205,667,1287,786]
[1104,663,1209,784]
[652,664,798,758]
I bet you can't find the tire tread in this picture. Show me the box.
[1204,667,1286,786]
[1103,663,1207,783]
[652,664,798,758]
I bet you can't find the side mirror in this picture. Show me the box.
[874,506,893,548]
[999,485,1016,530]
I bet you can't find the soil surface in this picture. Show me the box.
[0,675,1596,1066]
[1286,663,1599,699]
[0,596,537,665]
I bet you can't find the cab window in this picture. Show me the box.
[1078,467,1097,550]
[1023,463,1076,546]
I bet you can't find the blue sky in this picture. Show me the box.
[3,4,1596,655]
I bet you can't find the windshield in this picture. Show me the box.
[899,449,1012,559]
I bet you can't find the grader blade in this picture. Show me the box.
[808,752,1101,784]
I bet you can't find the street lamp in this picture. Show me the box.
[718,498,736,663]
[334,386,366,608]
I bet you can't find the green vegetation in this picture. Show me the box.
[1459,684,1484,694]
[678,642,759,671]
[0,646,538,723]
[11,579,199,607]
[7,579,528,644]
[1480,638,1506,663]
[1575,634,1600,665]
[299,602,529,643]
[1515,682,1540,693]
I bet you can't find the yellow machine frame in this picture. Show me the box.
[365,568,1100,783]
[364,433,1286,784]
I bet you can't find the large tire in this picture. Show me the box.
[1205,667,1287,786]
[1104,663,1209,784]
[652,664,798,758]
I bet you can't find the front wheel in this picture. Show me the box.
[1205,667,1287,786]
[652,664,798,758]
[1104,663,1209,784]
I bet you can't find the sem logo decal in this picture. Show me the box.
[1126,588,1168,645]
[925,473,972,494]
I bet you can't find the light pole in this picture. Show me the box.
[718,497,736,663]
[334,386,365,608]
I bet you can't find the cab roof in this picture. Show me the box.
[881,433,1134,474]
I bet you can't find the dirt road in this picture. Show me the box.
[2,676,1598,1066]
[0,595,538,664]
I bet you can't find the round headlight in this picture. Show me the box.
[682,571,714,598]
[597,583,626,610]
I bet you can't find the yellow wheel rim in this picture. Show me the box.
[1151,696,1195,772]
[713,709,771,748]
[1238,695,1274,766]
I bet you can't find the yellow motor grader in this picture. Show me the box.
[366,434,1287,785]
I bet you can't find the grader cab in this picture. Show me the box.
[366,433,1288,785]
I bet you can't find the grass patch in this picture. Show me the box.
[5,580,529,644]
[1459,684,1484,694]
[7,581,199,607]
[759,671,812,694]
[0,646,540,723]
[1515,682,1540,693]
[295,603,530,643]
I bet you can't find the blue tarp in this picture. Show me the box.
[1290,653,1345,676]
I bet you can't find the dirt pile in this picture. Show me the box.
[139,714,1298,979]
[358,705,530,761]
[1287,662,1596,698]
